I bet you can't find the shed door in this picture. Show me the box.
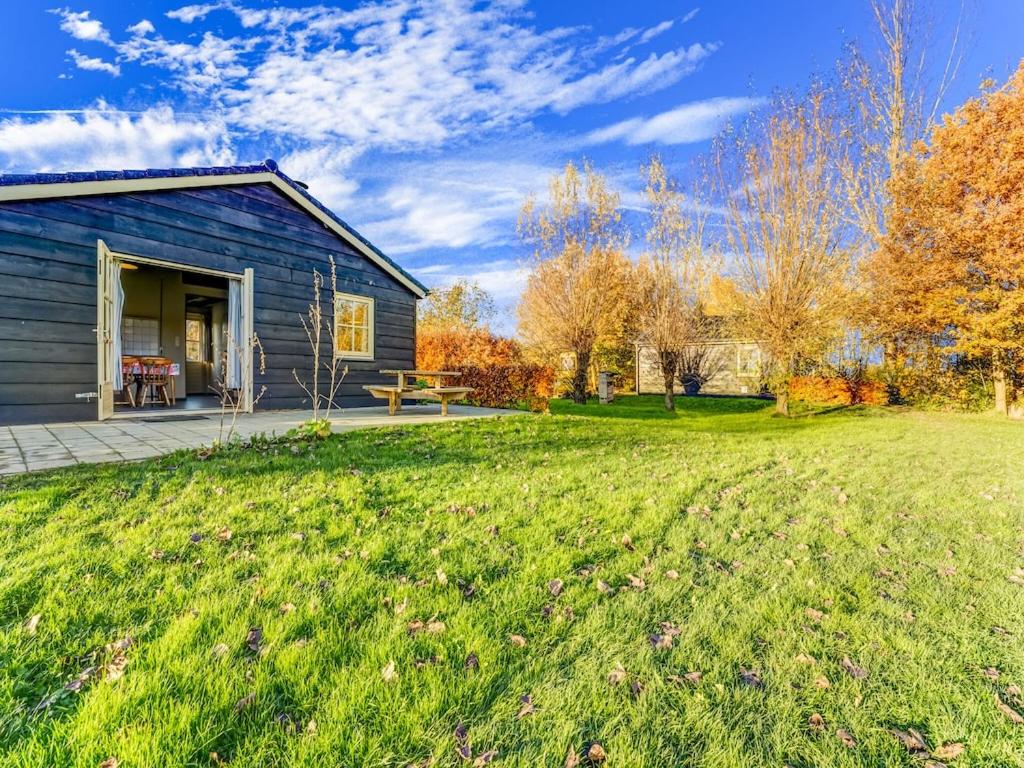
[96,240,117,420]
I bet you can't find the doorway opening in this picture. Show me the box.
[96,241,253,420]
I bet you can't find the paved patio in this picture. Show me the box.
[0,404,516,475]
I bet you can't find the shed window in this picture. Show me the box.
[334,293,374,360]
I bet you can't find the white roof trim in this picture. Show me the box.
[0,171,427,298]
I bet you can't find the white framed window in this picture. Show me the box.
[334,293,374,360]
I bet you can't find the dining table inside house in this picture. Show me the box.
[120,355,177,408]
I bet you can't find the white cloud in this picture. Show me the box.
[583,96,765,146]
[127,19,156,35]
[116,29,254,94]
[0,105,234,173]
[50,8,111,44]
[53,1,721,152]
[277,145,362,211]
[355,154,560,254]
[638,20,674,45]
[682,8,701,23]
[165,3,229,23]
[67,49,120,76]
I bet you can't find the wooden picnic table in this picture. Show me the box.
[379,369,461,388]
[365,369,473,416]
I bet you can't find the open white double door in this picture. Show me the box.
[95,240,254,421]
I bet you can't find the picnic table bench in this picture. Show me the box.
[363,370,474,416]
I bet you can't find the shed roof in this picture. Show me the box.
[0,158,427,298]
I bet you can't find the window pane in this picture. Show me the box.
[337,299,354,325]
[353,302,367,325]
[353,326,365,353]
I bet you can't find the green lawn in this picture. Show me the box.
[2,396,1023,767]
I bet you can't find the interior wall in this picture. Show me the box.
[119,266,186,395]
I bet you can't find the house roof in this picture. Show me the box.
[0,158,427,298]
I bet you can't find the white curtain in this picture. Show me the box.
[227,280,242,389]
[113,267,125,390]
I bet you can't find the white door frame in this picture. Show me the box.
[95,242,255,419]
[96,240,117,420]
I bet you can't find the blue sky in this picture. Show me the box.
[1,1,1022,332]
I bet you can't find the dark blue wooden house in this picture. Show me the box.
[0,160,427,425]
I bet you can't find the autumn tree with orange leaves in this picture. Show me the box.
[517,161,631,404]
[880,62,1024,417]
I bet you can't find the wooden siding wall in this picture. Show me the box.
[0,183,417,424]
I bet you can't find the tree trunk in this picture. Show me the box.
[572,347,591,405]
[775,384,790,416]
[660,350,677,411]
[994,365,1008,416]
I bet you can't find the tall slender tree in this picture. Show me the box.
[634,156,712,411]
[517,161,631,404]
[716,88,853,416]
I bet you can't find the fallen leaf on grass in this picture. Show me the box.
[814,676,831,689]
[436,569,448,586]
[99,758,119,768]
[932,743,965,761]
[516,694,535,718]
[841,657,868,679]
[564,747,581,768]
[245,627,263,654]
[587,743,607,762]
[549,579,564,597]
[234,692,255,713]
[382,660,398,683]
[621,534,635,551]
[649,633,673,651]
[890,728,928,754]
[809,713,826,732]
[683,671,703,684]
[608,663,627,686]
[509,634,527,648]
[836,728,856,748]
[795,654,817,665]
[983,667,1000,681]
[455,723,471,760]
[465,653,479,670]
[665,570,679,580]
[937,565,957,577]
[596,581,613,595]
[280,602,296,614]
[473,750,497,766]
[24,614,41,634]
[740,668,763,688]
[805,608,826,623]
[996,693,1024,723]
[216,527,232,542]
[625,574,646,591]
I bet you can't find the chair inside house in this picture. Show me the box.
[119,356,141,407]
[137,357,174,407]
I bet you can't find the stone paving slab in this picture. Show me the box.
[0,405,518,476]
